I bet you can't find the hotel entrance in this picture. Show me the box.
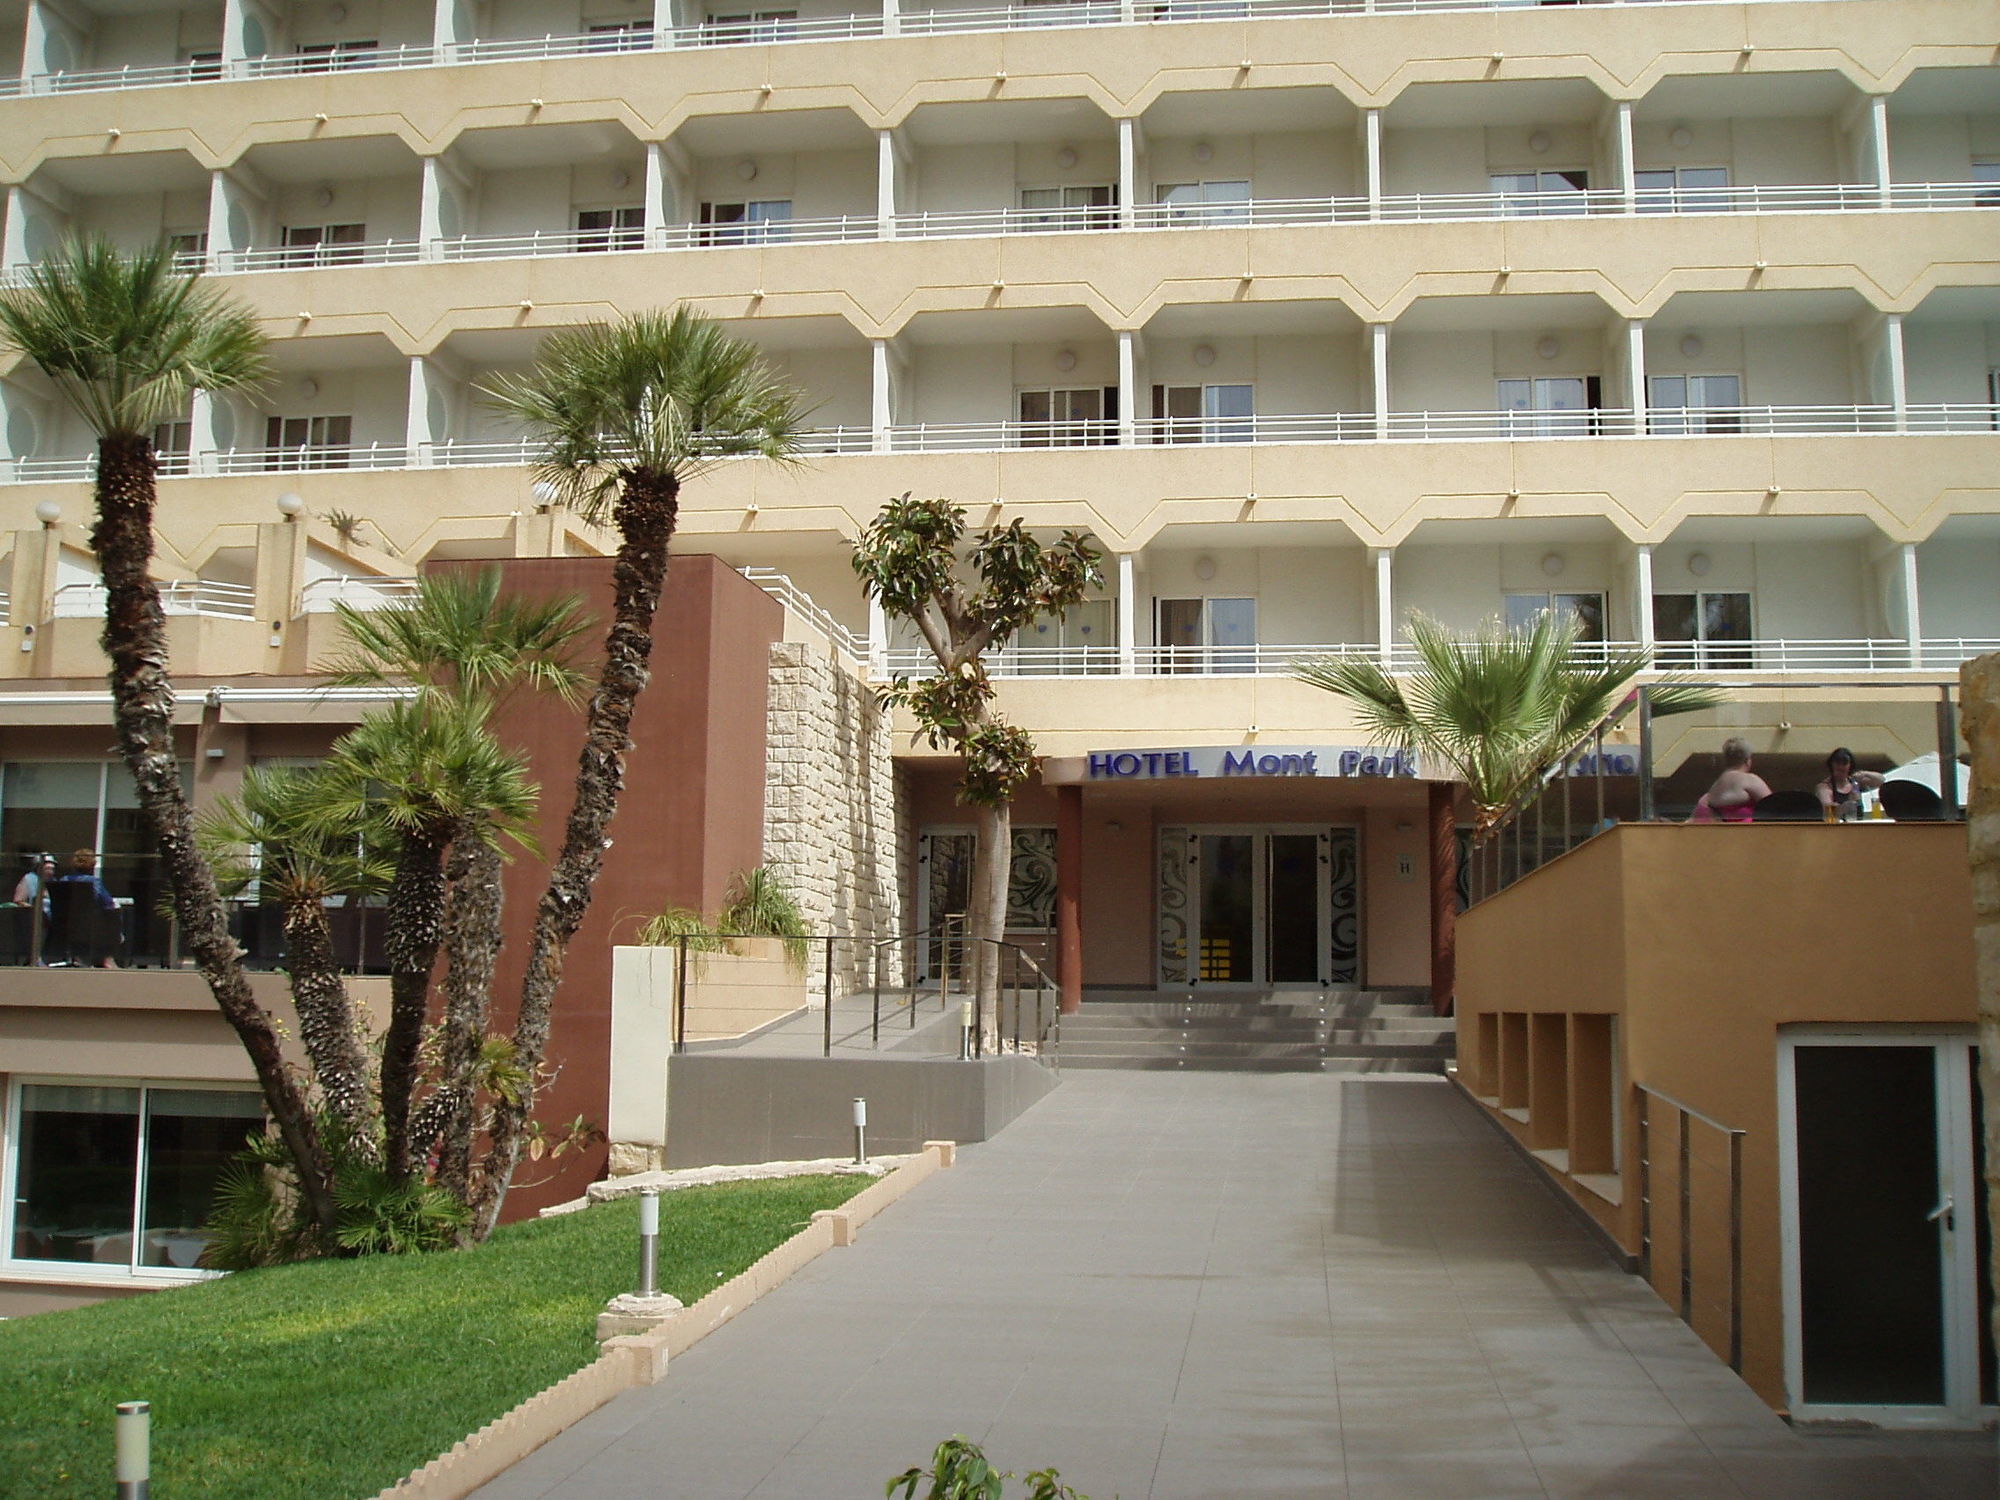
[1159,826,1360,989]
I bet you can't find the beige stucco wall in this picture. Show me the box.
[1456,823,1979,1410]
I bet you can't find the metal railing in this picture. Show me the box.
[738,566,870,663]
[866,918,1062,1063]
[216,240,423,273]
[298,576,422,613]
[211,443,415,473]
[51,579,257,620]
[1636,1084,1746,1374]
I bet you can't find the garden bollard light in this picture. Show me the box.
[115,1400,149,1500]
[853,1096,868,1165]
[638,1189,660,1298]
[960,999,973,1059]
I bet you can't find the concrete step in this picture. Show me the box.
[1055,989,1453,1073]
[1062,1053,1452,1074]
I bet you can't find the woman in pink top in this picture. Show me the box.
[1701,737,1771,823]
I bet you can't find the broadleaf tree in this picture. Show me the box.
[852,496,1102,1019]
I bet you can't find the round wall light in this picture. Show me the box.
[299,377,320,399]
[737,159,759,182]
[1688,551,1713,577]
[1540,551,1565,578]
[313,185,335,208]
[611,168,631,190]
[1535,334,1560,360]
[1055,145,1078,169]
[1192,343,1217,367]
[1679,333,1704,359]
[1669,126,1694,149]
[1054,348,1078,372]
[1193,554,1218,581]
[1192,141,1214,163]
[1528,129,1551,154]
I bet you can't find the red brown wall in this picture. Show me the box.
[448,555,782,1218]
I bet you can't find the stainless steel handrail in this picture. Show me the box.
[1635,1083,1745,1373]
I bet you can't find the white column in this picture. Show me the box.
[21,2,58,88]
[1117,330,1138,445]
[204,169,235,271]
[1364,108,1382,220]
[418,157,446,260]
[188,389,227,475]
[882,0,901,36]
[1884,312,1907,432]
[222,0,270,77]
[1118,118,1139,230]
[1,186,29,269]
[1370,323,1390,439]
[432,0,466,60]
[406,357,454,466]
[1615,101,1636,215]
[1626,319,1648,434]
[1634,543,1655,648]
[1373,547,1394,665]
[1117,552,1137,675]
[653,0,680,47]
[867,595,888,676]
[876,129,897,238]
[644,143,671,247]
[1900,541,1922,666]
[1867,94,1892,208]
[871,338,893,453]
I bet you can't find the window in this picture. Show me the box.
[183,49,222,81]
[1151,384,1253,444]
[1017,387,1115,447]
[5,1082,263,1275]
[585,19,655,50]
[1497,376,1601,437]
[166,232,208,273]
[1653,591,1752,669]
[1505,592,1606,643]
[295,39,378,71]
[1968,162,2000,210]
[1018,185,1117,231]
[1634,165,1729,214]
[264,414,353,470]
[152,419,193,476]
[281,223,366,267]
[1154,180,1251,224]
[1648,374,1742,435]
[576,206,645,252]
[698,200,792,245]
[1492,169,1590,215]
[701,9,797,43]
[1156,596,1256,673]
[1,761,189,964]
[1011,599,1114,672]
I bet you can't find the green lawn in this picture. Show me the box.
[0,1174,868,1500]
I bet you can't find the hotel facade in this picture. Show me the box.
[0,0,1992,1389]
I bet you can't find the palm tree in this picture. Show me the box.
[1295,610,1725,841]
[0,239,346,1232]
[322,566,590,1205]
[473,308,807,1232]
[199,765,394,1149]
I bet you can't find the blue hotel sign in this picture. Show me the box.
[1081,746,1421,781]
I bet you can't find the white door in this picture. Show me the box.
[1778,1031,1997,1426]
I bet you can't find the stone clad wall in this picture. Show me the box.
[763,639,907,996]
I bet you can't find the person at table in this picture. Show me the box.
[1816,746,1883,821]
[11,855,56,965]
[1700,737,1771,823]
[12,854,53,913]
[51,848,121,968]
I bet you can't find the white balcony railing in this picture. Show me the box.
[738,566,869,662]
[211,443,415,473]
[52,579,257,620]
[299,576,422,613]
[878,636,2000,681]
[216,241,424,274]
[239,42,442,78]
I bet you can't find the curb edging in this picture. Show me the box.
[373,1142,955,1500]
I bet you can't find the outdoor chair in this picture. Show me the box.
[1751,790,1823,822]
[1880,780,1945,821]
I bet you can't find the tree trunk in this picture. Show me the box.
[1428,781,1458,1018]
[432,822,503,1212]
[91,433,338,1235]
[279,894,375,1150]
[380,829,448,1184]
[473,468,679,1237]
[968,799,1011,1046]
[1960,655,2000,1395]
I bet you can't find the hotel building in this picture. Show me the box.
[0,0,1992,1412]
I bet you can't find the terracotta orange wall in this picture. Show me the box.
[1457,823,1978,1409]
[467,555,782,1218]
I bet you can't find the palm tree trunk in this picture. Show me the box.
[380,830,448,1184]
[1960,654,2000,1393]
[473,468,680,1236]
[433,821,503,1209]
[91,432,338,1235]
[279,895,376,1149]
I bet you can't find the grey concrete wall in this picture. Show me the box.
[665,1054,1060,1167]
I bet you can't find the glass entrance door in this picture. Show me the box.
[1779,1033,1996,1425]
[1191,828,1330,988]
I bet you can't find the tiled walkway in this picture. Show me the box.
[473,1072,1996,1500]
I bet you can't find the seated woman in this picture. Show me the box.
[1701,736,1771,823]
[1816,746,1883,821]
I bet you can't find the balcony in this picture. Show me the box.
[52,580,256,621]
